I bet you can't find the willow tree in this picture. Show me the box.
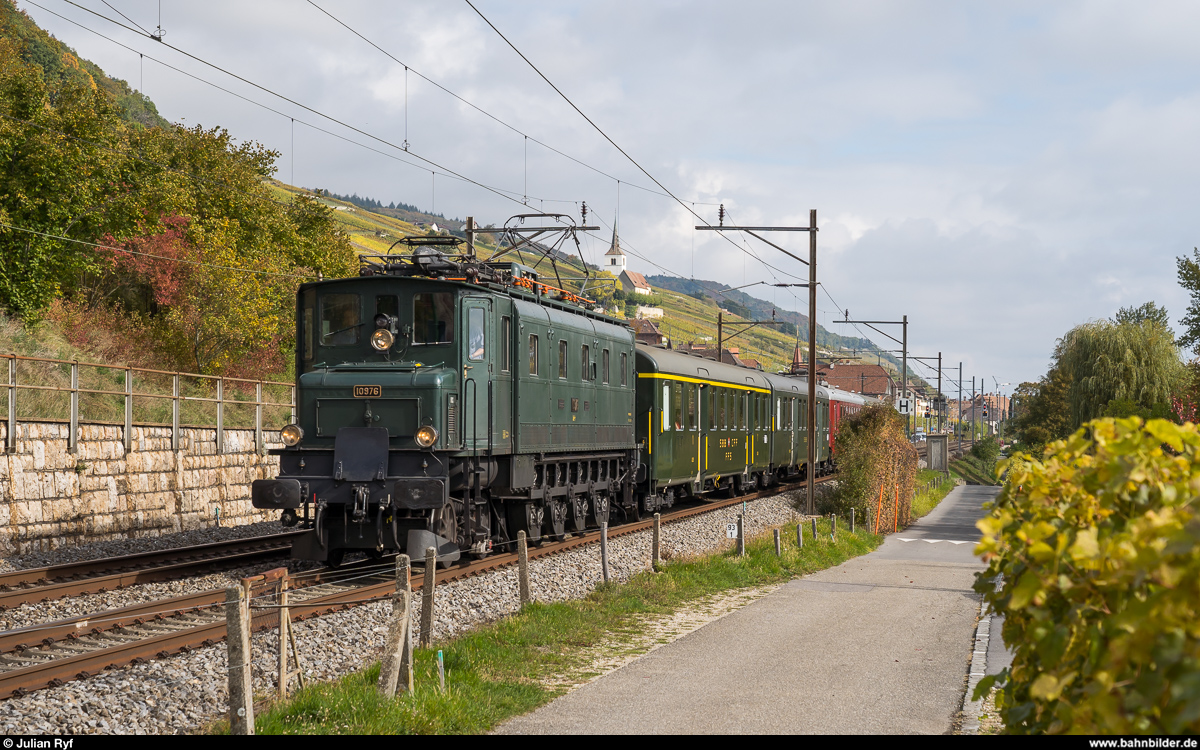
[1056,317,1183,428]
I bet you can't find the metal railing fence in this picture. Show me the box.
[2,353,295,455]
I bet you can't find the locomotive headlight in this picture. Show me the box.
[370,328,395,351]
[280,424,304,447]
[414,425,438,448]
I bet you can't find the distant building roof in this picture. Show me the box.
[630,318,664,346]
[621,270,651,289]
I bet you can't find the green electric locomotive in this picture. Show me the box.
[252,224,638,565]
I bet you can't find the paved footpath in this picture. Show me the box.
[497,484,1001,734]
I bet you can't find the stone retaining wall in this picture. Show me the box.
[0,422,280,554]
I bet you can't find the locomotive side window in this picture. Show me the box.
[413,293,455,344]
[621,352,628,386]
[320,294,361,346]
[558,341,568,379]
[602,349,610,384]
[528,334,539,376]
[581,345,591,381]
[501,317,511,372]
[467,307,485,361]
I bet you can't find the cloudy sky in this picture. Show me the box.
[19,0,1200,394]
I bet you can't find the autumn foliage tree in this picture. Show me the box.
[828,403,917,531]
[0,28,355,376]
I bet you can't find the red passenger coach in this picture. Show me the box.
[827,388,869,459]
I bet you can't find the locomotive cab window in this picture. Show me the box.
[320,293,361,346]
[467,307,485,361]
[413,293,455,345]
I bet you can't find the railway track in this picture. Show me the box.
[0,532,305,611]
[0,476,828,699]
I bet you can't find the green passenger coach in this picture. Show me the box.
[634,345,829,514]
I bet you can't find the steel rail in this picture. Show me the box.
[0,532,304,610]
[0,475,832,698]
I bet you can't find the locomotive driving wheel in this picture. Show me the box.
[544,499,567,542]
[588,492,610,527]
[567,496,588,534]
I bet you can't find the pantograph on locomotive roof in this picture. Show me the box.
[357,212,615,308]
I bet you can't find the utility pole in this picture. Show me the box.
[697,208,819,513]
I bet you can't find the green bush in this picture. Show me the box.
[975,417,1200,734]
[824,403,917,531]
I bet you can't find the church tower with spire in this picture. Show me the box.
[604,217,627,274]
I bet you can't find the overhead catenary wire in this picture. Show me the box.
[52,0,764,289]
[304,0,721,207]
[462,0,806,277]
[40,0,580,213]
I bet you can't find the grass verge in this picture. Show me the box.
[235,519,882,735]
[911,469,956,519]
[951,455,998,486]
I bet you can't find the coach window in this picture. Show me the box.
[708,388,715,430]
[718,389,726,430]
[528,335,539,376]
[413,292,455,344]
[467,308,485,361]
[662,383,670,432]
[501,317,511,372]
[672,382,683,430]
[687,384,697,430]
[559,341,568,379]
[320,293,361,346]
[602,349,610,384]
[736,391,744,431]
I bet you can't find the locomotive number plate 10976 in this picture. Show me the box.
[353,385,382,398]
